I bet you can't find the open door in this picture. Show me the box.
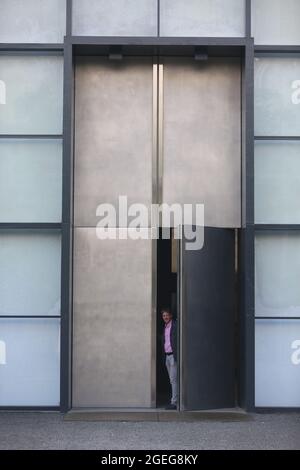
[179,226,236,411]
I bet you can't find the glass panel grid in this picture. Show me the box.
[160,0,246,37]
[72,0,157,36]
[254,55,300,137]
[0,4,65,407]
[252,0,300,46]
[255,319,300,407]
[0,55,64,135]
[255,231,300,319]
[254,140,300,224]
[0,0,66,44]
[0,230,61,317]
[254,47,300,408]
[0,318,60,406]
[0,139,62,223]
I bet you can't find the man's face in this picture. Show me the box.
[162,311,172,324]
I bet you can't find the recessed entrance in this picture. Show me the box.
[72,54,241,410]
[156,229,178,409]
[156,227,239,411]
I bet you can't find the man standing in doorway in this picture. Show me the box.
[161,308,177,410]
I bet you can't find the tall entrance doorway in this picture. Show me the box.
[72,55,241,409]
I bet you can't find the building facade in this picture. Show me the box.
[0,0,300,411]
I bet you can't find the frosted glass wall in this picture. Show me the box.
[0,47,63,404]
[254,56,300,136]
[0,231,61,317]
[72,0,157,36]
[160,0,245,37]
[255,232,300,318]
[72,0,246,37]
[252,0,300,46]
[255,141,300,224]
[0,318,60,406]
[255,320,300,407]
[0,55,63,135]
[0,0,66,43]
[254,50,300,407]
[0,139,62,222]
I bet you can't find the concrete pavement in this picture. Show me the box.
[0,412,299,450]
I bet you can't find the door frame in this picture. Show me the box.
[60,37,255,413]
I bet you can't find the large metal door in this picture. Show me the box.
[72,55,241,409]
[162,57,241,228]
[161,57,240,410]
[180,226,236,410]
[73,57,155,408]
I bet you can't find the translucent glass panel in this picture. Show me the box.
[160,0,245,37]
[0,55,63,134]
[255,232,300,317]
[0,231,61,316]
[0,318,60,406]
[254,56,300,136]
[0,139,62,222]
[252,0,300,46]
[255,320,300,407]
[72,0,157,36]
[255,141,300,224]
[0,0,66,43]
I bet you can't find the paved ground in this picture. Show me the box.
[0,412,299,450]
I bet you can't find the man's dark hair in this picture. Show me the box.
[161,307,172,315]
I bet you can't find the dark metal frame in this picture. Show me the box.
[255,46,300,53]
[71,36,247,46]
[1,0,298,413]
[257,317,300,321]
[61,0,255,413]
[256,225,300,231]
[60,0,74,413]
[0,45,64,51]
[239,0,255,412]
[255,136,300,140]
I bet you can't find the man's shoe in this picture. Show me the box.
[165,404,177,410]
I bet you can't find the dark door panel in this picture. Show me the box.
[180,227,236,410]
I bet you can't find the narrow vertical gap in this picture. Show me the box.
[246,42,255,226]
[235,227,240,408]
[152,59,159,408]
[240,55,244,228]
[158,62,164,207]
[152,235,157,409]
[178,226,184,411]
[152,60,158,206]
